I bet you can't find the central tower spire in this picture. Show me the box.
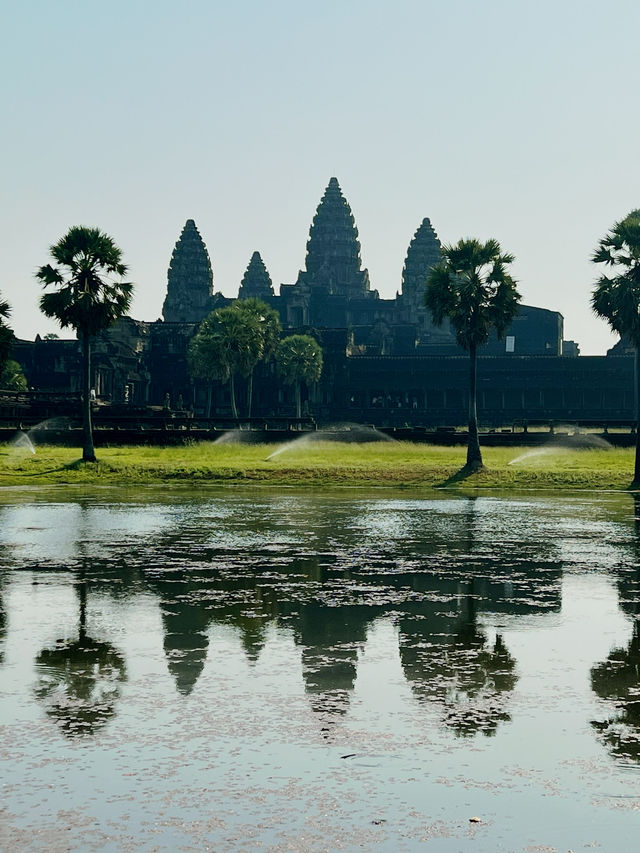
[301,177,370,297]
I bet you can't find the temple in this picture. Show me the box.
[162,219,214,323]
[238,251,274,301]
[399,218,454,349]
[9,176,636,428]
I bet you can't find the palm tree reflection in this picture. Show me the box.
[34,580,126,738]
[0,583,6,666]
[591,623,640,762]
[399,580,518,736]
[590,494,640,762]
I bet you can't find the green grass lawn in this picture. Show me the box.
[0,439,637,490]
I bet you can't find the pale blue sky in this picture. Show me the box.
[2,0,639,353]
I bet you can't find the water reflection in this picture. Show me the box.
[4,488,640,850]
[399,579,518,736]
[590,493,640,763]
[0,489,638,746]
[591,623,640,761]
[0,578,6,666]
[33,579,127,738]
[292,603,376,718]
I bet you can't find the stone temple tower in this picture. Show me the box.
[401,217,442,309]
[162,219,214,323]
[297,177,370,297]
[238,251,274,301]
[401,218,453,345]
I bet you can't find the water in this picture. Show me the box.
[9,418,73,456]
[509,433,612,465]
[10,431,36,454]
[1,487,639,851]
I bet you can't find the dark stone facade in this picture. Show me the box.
[7,177,635,426]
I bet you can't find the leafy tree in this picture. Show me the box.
[275,334,323,418]
[425,238,520,469]
[0,292,14,373]
[188,304,263,418]
[235,298,281,417]
[0,359,27,391]
[35,226,133,462]
[591,209,640,486]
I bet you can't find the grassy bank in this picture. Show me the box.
[0,440,637,490]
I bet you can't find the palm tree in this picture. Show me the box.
[35,227,133,462]
[0,292,14,372]
[425,238,520,469]
[591,209,640,487]
[275,334,323,418]
[234,298,281,417]
[188,305,263,418]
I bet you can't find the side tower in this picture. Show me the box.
[238,251,275,301]
[162,219,214,323]
[298,177,370,298]
[400,217,454,346]
[402,218,442,310]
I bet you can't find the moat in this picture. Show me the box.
[1,487,640,851]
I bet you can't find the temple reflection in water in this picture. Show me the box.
[4,489,638,754]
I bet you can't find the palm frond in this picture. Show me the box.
[36,226,134,336]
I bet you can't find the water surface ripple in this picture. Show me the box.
[1,487,639,851]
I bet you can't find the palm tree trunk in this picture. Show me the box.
[230,374,238,420]
[295,382,301,419]
[81,329,96,462]
[78,580,87,643]
[247,371,253,419]
[634,346,640,487]
[466,342,482,469]
[206,384,213,418]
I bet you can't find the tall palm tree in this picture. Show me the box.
[275,334,323,418]
[0,292,13,372]
[425,238,520,469]
[188,304,263,418]
[591,209,640,487]
[35,227,133,462]
[235,298,281,417]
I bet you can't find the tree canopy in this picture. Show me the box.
[35,226,133,461]
[189,306,262,383]
[0,292,14,370]
[36,226,133,336]
[276,334,323,386]
[425,238,520,350]
[234,298,281,417]
[235,298,281,363]
[425,237,520,469]
[275,334,323,418]
[591,209,640,486]
[188,304,264,418]
[0,359,27,391]
[591,209,640,347]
